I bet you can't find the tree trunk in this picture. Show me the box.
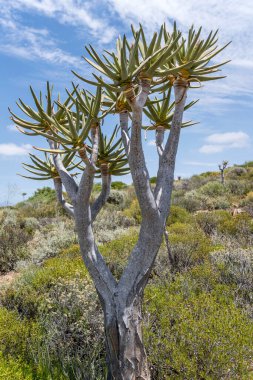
[104,297,150,380]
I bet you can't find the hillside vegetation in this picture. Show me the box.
[0,162,253,379]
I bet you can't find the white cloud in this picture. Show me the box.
[184,161,216,167]
[107,0,253,105]
[1,1,116,44]
[199,131,250,154]
[0,17,81,66]
[6,124,17,132]
[0,143,32,156]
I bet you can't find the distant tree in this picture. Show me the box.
[21,192,27,201]
[219,160,229,185]
[10,23,229,379]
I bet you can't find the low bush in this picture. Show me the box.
[123,198,141,223]
[211,248,253,314]
[35,277,105,380]
[0,353,34,380]
[144,279,253,379]
[167,205,192,225]
[99,231,138,279]
[0,210,31,273]
[111,181,127,190]
[107,190,125,206]
[165,223,213,272]
[2,254,87,319]
[27,219,76,264]
[199,181,227,197]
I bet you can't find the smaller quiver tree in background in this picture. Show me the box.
[219,160,229,185]
[10,23,230,380]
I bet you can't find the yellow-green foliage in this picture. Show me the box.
[0,353,34,380]
[123,199,141,223]
[167,223,213,271]
[99,231,138,279]
[144,274,253,379]
[3,253,88,319]
[167,205,192,225]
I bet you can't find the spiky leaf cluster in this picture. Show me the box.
[87,126,129,177]
[73,23,229,103]
[144,89,198,130]
[21,152,79,181]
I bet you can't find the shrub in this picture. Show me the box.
[93,208,135,243]
[107,190,125,206]
[0,211,31,273]
[0,308,31,356]
[165,223,213,272]
[225,180,249,195]
[123,198,141,223]
[199,181,226,197]
[111,181,127,190]
[211,248,253,314]
[195,210,232,235]
[0,353,34,380]
[99,231,138,279]
[144,281,253,379]
[175,190,213,212]
[167,206,192,225]
[35,277,105,380]
[27,219,76,264]
[2,254,87,319]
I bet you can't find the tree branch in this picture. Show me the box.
[48,139,78,202]
[91,171,111,221]
[125,80,158,219]
[53,178,74,217]
[154,79,188,221]
[155,126,165,163]
[119,111,130,157]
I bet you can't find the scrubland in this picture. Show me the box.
[0,162,253,379]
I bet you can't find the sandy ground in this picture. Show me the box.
[0,271,19,286]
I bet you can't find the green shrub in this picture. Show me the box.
[35,277,105,380]
[123,199,141,223]
[2,254,88,319]
[195,210,232,235]
[0,210,32,273]
[0,307,39,371]
[107,190,125,206]
[167,206,192,225]
[199,181,227,197]
[111,181,127,190]
[225,179,249,195]
[166,223,213,272]
[99,231,138,279]
[0,353,34,380]
[211,248,253,313]
[144,281,253,379]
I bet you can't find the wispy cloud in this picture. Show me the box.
[1,1,116,44]
[0,14,81,66]
[0,143,32,156]
[107,0,253,106]
[199,131,250,154]
[184,161,216,167]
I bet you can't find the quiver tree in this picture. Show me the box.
[219,160,229,185]
[10,23,229,380]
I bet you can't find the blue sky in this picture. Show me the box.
[0,0,252,205]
